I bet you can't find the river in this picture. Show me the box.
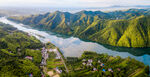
[0,17,150,66]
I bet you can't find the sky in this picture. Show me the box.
[0,0,150,8]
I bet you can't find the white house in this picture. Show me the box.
[88,59,93,63]
[25,56,33,60]
[55,67,62,74]
[49,48,57,52]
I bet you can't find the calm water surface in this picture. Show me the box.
[0,17,150,66]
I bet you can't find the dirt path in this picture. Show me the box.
[53,74,59,77]
[47,71,60,77]
[56,49,69,73]
[60,55,69,73]
[48,71,54,77]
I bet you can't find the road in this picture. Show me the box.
[55,49,69,73]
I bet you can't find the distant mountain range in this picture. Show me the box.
[8,9,150,48]
[111,5,150,8]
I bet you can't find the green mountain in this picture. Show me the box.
[89,15,150,47]
[8,9,150,48]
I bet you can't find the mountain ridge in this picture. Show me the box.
[8,9,150,48]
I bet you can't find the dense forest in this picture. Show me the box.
[8,9,150,48]
[62,52,149,77]
[0,22,43,77]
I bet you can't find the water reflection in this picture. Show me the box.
[39,30,150,56]
[44,31,150,56]
[103,45,150,56]
[0,17,150,66]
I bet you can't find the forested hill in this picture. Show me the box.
[8,9,150,47]
[0,22,43,76]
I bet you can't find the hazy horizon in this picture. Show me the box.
[0,6,150,16]
[0,0,150,16]
[0,0,150,8]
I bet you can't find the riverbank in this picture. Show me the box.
[0,17,150,67]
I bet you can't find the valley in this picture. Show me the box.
[0,8,150,77]
[1,0,150,76]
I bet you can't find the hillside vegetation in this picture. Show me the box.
[0,22,43,77]
[8,9,150,47]
[62,51,149,77]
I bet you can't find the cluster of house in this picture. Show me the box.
[82,59,93,66]
[41,47,49,65]
[55,67,63,74]
[42,47,49,60]
[82,59,115,72]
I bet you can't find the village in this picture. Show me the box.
[24,43,68,77]
[23,43,148,77]
[81,59,121,72]
[63,51,147,77]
